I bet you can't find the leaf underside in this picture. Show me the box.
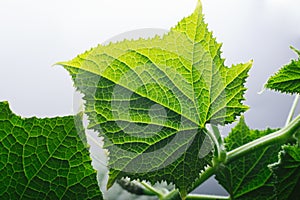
[270,145,300,200]
[266,46,300,94]
[216,117,281,200]
[59,0,251,196]
[0,102,102,200]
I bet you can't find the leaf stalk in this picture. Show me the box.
[210,125,227,163]
[140,181,164,198]
[185,194,230,200]
[285,94,299,126]
[226,114,300,164]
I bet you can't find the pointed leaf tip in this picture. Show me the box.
[51,62,62,68]
[107,178,114,190]
[196,0,203,12]
[54,61,67,67]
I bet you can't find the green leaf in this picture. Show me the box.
[0,101,102,199]
[216,117,281,199]
[266,46,300,94]
[58,0,251,196]
[269,144,300,200]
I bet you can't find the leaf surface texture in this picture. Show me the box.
[59,1,251,195]
[266,47,300,94]
[270,145,300,200]
[216,117,281,199]
[0,102,102,199]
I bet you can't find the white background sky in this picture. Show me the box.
[1,0,300,197]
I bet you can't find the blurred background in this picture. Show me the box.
[1,0,300,198]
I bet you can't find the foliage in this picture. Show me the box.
[216,117,281,199]
[58,1,251,196]
[266,46,300,94]
[1,0,300,199]
[0,102,102,199]
[269,145,300,199]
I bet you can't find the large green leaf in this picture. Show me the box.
[266,46,300,94]
[58,0,251,196]
[269,144,300,200]
[0,101,102,199]
[216,117,281,199]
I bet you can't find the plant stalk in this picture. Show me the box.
[186,194,230,200]
[210,125,226,163]
[161,189,181,200]
[226,114,300,164]
[285,94,299,126]
[140,181,164,198]
[186,127,226,195]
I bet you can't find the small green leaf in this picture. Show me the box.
[58,0,251,196]
[0,101,102,199]
[269,144,300,200]
[266,46,300,94]
[216,117,281,199]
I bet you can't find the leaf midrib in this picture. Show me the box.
[64,62,198,126]
[233,146,269,196]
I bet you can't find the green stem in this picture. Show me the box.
[186,194,230,200]
[117,179,157,196]
[211,125,226,162]
[290,45,300,56]
[161,189,181,200]
[211,125,222,145]
[184,126,225,195]
[226,114,300,164]
[140,181,164,198]
[211,125,221,154]
[206,128,220,158]
[285,94,299,126]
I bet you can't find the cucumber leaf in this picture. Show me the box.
[266,46,300,94]
[269,144,300,200]
[0,101,102,199]
[58,0,251,196]
[216,117,281,199]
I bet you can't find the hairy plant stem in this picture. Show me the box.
[185,194,230,200]
[186,114,300,199]
[210,125,225,160]
[285,94,299,126]
[205,129,220,158]
[140,181,164,198]
[126,114,300,200]
[185,127,225,195]
[226,114,300,164]
[161,189,181,200]
[290,45,300,56]
[160,189,230,200]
